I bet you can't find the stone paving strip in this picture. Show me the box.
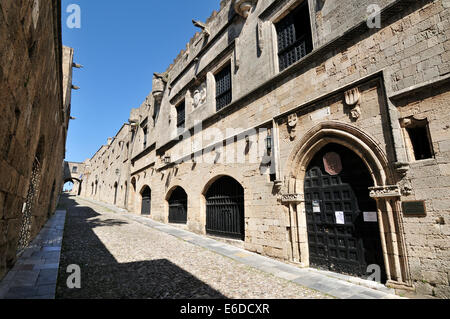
[0,210,66,299]
[75,196,403,299]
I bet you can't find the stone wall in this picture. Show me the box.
[0,0,72,279]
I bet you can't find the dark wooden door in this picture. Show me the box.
[304,144,386,281]
[206,176,244,240]
[168,187,187,224]
[141,187,151,216]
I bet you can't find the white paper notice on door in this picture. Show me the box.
[363,211,378,222]
[313,201,321,213]
[335,211,345,225]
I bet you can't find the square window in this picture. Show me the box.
[176,101,185,129]
[275,2,313,71]
[402,117,434,161]
[215,64,232,111]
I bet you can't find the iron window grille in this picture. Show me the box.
[176,101,185,129]
[276,2,313,72]
[215,64,232,111]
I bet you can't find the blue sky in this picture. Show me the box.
[62,0,219,163]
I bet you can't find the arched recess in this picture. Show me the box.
[203,176,245,240]
[129,177,137,213]
[124,181,128,207]
[283,121,411,289]
[113,182,118,205]
[140,185,151,216]
[166,186,188,224]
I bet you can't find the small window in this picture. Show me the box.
[275,2,313,71]
[153,101,161,126]
[215,64,232,111]
[176,101,185,129]
[402,117,434,161]
[143,126,148,149]
[72,166,78,173]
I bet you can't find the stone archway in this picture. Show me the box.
[282,121,412,289]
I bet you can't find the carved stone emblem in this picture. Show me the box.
[193,82,207,108]
[288,113,298,140]
[344,87,361,120]
[323,152,343,176]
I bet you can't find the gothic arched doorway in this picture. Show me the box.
[304,143,386,282]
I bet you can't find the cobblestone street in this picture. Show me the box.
[56,195,330,299]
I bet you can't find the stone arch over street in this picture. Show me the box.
[284,121,411,289]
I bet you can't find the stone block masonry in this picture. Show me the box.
[0,0,73,280]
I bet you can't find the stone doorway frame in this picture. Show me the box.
[283,121,413,289]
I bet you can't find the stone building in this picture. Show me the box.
[79,0,450,297]
[0,0,74,279]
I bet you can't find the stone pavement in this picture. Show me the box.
[0,210,66,299]
[79,197,404,299]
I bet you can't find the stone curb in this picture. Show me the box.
[0,210,67,299]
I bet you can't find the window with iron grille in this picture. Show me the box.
[215,64,232,111]
[176,101,185,129]
[276,2,313,71]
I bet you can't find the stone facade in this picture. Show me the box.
[78,0,450,297]
[0,0,73,279]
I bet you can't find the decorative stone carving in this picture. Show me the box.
[273,179,283,193]
[192,20,210,37]
[369,185,401,198]
[152,72,169,103]
[288,113,298,140]
[280,193,304,204]
[399,180,413,196]
[193,82,207,108]
[394,162,410,177]
[344,87,361,120]
[234,0,257,18]
[257,20,264,51]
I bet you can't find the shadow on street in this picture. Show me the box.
[56,195,226,299]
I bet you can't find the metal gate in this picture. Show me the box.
[304,144,386,281]
[168,187,187,224]
[17,157,41,253]
[206,176,244,240]
[141,186,151,216]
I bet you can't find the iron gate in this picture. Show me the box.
[168,187,187,224]
[206,176,244,240]
[304,144,386,281]
[17,157,41,253]
[141,186,151,216]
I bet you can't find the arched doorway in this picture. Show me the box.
[124,181,128,207]
[140,186,151,216]
[205,176,245,240]
[113,182,118,205]
[167,187,188,224]
[304,143,386,281]
[129,177,137,212]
